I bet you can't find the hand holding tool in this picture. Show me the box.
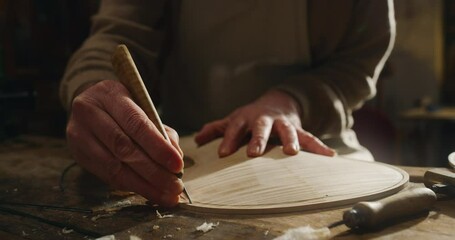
[111,44,192,204]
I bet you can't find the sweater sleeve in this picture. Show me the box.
[59,0,167,110]
[276,0,395,139]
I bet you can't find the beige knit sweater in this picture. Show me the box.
[60,0,395,157]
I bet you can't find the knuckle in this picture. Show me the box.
[275,119,293,129]
[111,129,136,159]
[96,80,122,94]
[254,117,270,128]
[229,118,246,130]
[124,111,149,137]
[66,122,81,141]
[250,136,266,146]
[167,128,179,142]
[71,95,102,120]
[71,96,91,115]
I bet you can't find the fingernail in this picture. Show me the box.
[219,147,229,157]
[249,144,261,157]
[284,143,299,155]
[293,143,300,152]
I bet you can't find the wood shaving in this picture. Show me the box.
[62,227,74,234]
[110,190,135,197]
[129,235,142,240]
[91,212,115,221]
[163,234,173,238]
[96,235,116,240]
[153,225,160,230]
[156,210,174,218]
[175,227,181,231]
[273,226,331,240]
[196,222,219,233]
[103,200,133,212]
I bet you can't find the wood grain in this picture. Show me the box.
[179,136,409,214]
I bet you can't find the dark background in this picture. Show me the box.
[0,0,454,166]
[0,0,98,139]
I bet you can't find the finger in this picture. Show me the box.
[273,119,300,155]
[194,119,228,146]
[72,100,183,195]
[247,116,273,157]
[218,118,248,157]
[296,128,336,156]
[165,125,184,158]
[86,82,183,174]
[67,124,180,207]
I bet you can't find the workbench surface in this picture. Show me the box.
[0,135,454,239]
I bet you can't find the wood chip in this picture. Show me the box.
[129,235,142,240]
[96,235,116,240]
[156,210,174,219]
[196,222,219,233]
[62,227,74,234]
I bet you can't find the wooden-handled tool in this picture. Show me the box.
[111,44,192,204]
[340,187,436,229]
[332,158,455,229]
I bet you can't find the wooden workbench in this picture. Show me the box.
[0,135,454,239]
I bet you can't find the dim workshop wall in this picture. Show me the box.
[382,0,443,124]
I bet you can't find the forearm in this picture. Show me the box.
[276,0,395,139]
[60,0,166,110]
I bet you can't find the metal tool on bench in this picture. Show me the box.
[329,155,455,230]
[327,187,436,229]
[424,165,455,197]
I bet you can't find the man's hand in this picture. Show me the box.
[66,80,184,207]
[195,90,336,158]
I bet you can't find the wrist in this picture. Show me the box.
[259,89,303,116]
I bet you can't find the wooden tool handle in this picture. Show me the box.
[111,44,169,141]
[343,187,436,228]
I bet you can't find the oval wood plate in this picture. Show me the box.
[179,136,408,214]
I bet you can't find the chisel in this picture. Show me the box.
[111,44,192,204]
[330,154,455,230]
[329,187,437,229]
